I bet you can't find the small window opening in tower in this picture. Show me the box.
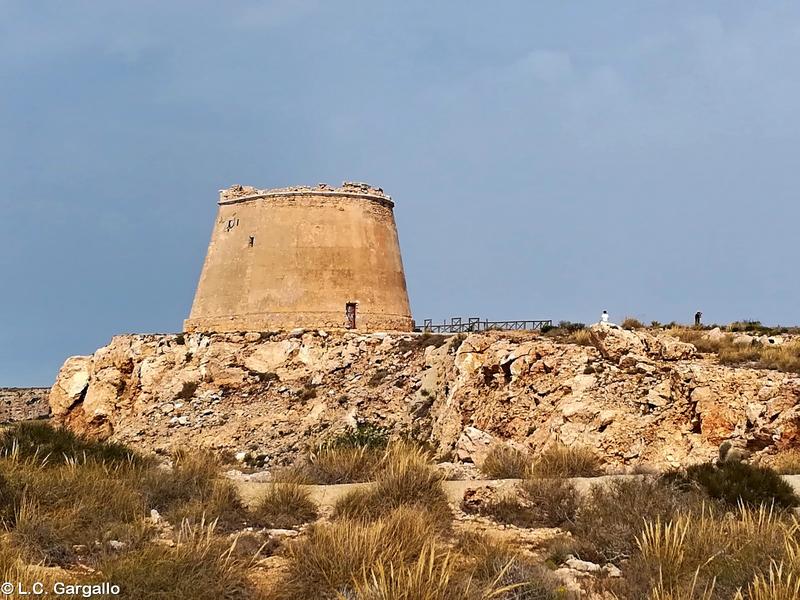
[345,302,357,329]
[248,236,254,247]
[226,218,239,231]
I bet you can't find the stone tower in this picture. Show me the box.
[184,182,413,333]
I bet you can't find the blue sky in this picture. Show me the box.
[2,1,799,385]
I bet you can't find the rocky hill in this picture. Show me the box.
[49,325,800,468]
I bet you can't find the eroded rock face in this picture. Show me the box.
[49,327,800,468]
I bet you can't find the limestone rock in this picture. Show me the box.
[48,329,800,469]
[50,356,92,416]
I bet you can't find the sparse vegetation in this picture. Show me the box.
[480,444,530,479]
[570,477,704,565]
[397,333,449,353]
[662,461,799,509]
[100,521,264,600]
[368,368,390,387]
[670,326,800,374]
[528,444,604,478]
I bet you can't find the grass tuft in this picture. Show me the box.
[252,483,318,529]
[480,445,530,479]
[528,445,603,478]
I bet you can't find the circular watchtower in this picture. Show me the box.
[184,182,413,332]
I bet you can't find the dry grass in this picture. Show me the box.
[519,477,580,528]
[5,459,149,565]
[670,327,800,374]
[277,445,385,484]
[140,448,248,530]
[252,482,318,529]
[567,329,594,347]
[277,506,436,599]
[455,532,572,599]
[528,445,604,478]
[570,478,705,565]
[769,450,800,475]
[333,443,451,529]
[620,505,793,598]
[480,445,530,479]
[100,520,265,600]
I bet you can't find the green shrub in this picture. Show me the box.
[330,422,390,450]
[252,483,318,529]
[662,461,798,509]
[0,422,142,466]
[480,445,530,479]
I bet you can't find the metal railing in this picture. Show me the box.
[417,317,552,333]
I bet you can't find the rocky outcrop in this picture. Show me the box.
[50,325,800,468]
[0,388,50,423]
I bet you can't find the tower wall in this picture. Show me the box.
[184,184,413,332]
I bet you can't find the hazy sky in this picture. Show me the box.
[2,2,799,385]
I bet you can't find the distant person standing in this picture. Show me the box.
[601,310,609,324]
[695,311,702,327]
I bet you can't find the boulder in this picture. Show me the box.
[49,356,92,417]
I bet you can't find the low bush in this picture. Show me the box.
[397,333,449,353]
[662,461,798,509]
[519,477,580,528]
[0,421,142,466]
[480,445,530,479]
[528,445,603,478]
[252,483,318,529]
[621,317,644,330]
[330,422,390,450]
[570,478,704,565]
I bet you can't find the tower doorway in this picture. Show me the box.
[345,302,357,329]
